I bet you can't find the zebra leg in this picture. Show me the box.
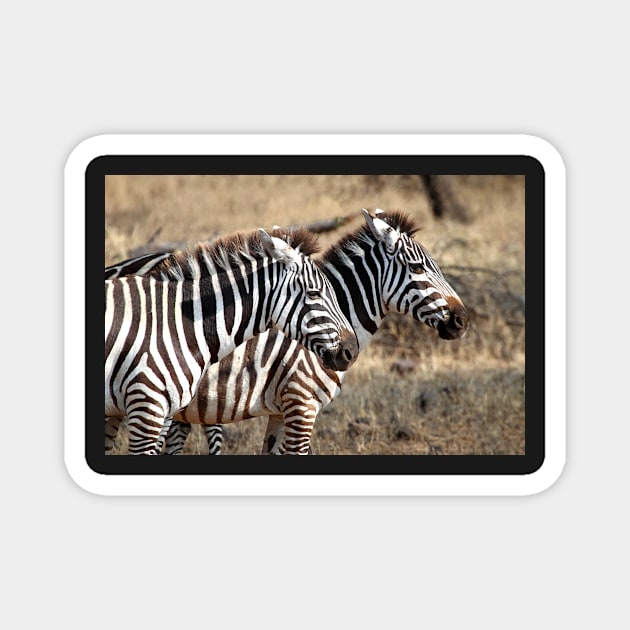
[280,417,315,454]
[155,418,174,454]
[163,420,191,455]
[264,413,316,455]
[105,417,122,453]
[204,425,223,455]
[127,412,167,455]
[262,415,285,454]
[268,401,319,455]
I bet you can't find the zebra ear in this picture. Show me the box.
[258,228,302,266]
[362,208,399,254]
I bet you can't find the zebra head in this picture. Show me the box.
[258,228,359,370]
[362,209,469,340]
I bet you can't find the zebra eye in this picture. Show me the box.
[409,263,425,275]
[306,289,322,300]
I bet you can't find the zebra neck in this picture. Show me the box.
[323,258,384,352]
[195,266,270,364]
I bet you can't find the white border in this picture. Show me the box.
[64,134,566,496]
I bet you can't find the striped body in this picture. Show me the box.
[162,209,468,454]
[170,330,343,454]
[105,227,358,455]
[105,275,209,422]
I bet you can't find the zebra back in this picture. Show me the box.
[104,251,172,280]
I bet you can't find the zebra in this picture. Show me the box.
[104,251,172,280]
[105,225,359,455]
[105,209,468,455]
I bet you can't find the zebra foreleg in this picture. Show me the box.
[269,402,319,455]
[262,415,285,454]
[155,418,174,454]
[204,425,224,455]
[127,412,169,455]
[163,420,191,454]
[282,418,315,454]
[263,413,317,455]
[105,416,173,455]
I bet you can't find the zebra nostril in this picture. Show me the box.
[453,314,465,329]
[343,347,354,362]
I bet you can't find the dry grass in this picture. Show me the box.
[105,174,525,455]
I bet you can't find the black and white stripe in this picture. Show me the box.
[105,226,358,455]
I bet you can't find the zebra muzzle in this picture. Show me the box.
[437,300,469,340]
[321,328,359,371]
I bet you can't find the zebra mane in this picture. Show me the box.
[377,210,422,237]
[268,225,321,257]
[321,210,422,266]
[160,225,321,277]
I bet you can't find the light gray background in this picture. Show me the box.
[3,2,625,628]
